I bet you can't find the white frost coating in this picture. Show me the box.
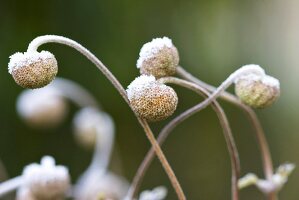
[22,156,70,198]
[8,51,55,74]
[234,64,265,84]
[262,75,280,89]
[126,75,156,100]
[139,186,167,200]
[137,37,173,68]
[234,73,280,89]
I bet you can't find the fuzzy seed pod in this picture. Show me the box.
[22,156,70,200]
[127,75,178,122]
[16,87,68,128]
[235,74,280,108]
[74,171,129,200]
[8,51,58,89]
[137,37,179,78]
[73,107,114,149]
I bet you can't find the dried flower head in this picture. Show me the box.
[17,86,68,128]
[235,73,280,108]
[22,156,70,199]
[137,37,179,78]
[73,107,114,149]
[127,75,178,122]
[8,51,58,89]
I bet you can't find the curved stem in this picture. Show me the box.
[51,77,99,108]
[177,66,276,200]
[128,77,240,200]
[27,35,186,200]
[0,176,23,197]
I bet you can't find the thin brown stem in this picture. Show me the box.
[27,35,186,200]
[177,66,276,200]
[128,77,240,200]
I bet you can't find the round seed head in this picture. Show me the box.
[235,74,280,108]
[22,156,70,199]
[8,51,58,89]
[127,75,178,122]
[74,171,129,200]
[137,37,179,78]
[16,86,68,128]
[73,107,114,149]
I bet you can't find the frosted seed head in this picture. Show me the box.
[137,37,179,78]
[73,107,114,149]
[235,74,280,108]
[16,86,68,128]
[8,51,58,89]
[22,156,70,199]
[127,75,178,122]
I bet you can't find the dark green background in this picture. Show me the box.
[0,0,298,199]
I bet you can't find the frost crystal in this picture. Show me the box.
[137,37,173,68]
[126,75,156,100]
[8,51,55,74]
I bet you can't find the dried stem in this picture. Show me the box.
[128,77,240,200]
[27,35,186,200]
[177,66,276,200]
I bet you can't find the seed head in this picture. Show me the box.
[137,37,179,78]
[8,51,58,89]
[235,73,280,108]
[16,86,68,128]
[22,156,70,199]
[74,171,129,200]
[127,75,178,122]
[73,107,114,149]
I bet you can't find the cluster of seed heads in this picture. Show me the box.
[4,34,290,200]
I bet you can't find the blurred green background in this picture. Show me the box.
[0,0,298,199]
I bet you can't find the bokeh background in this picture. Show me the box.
[0,0,298,199]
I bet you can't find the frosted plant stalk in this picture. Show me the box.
[25,35,186,200]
